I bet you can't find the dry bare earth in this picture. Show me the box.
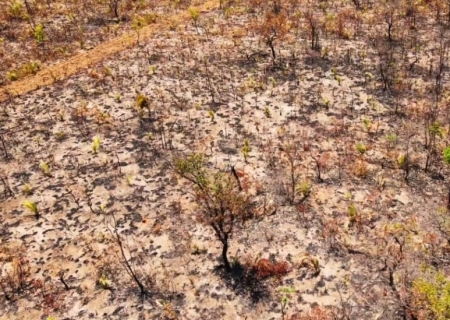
[0,0,162,87]
[1,1,450,320]
[0,0,218,102]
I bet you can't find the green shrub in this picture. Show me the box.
[443,146,450,165]
[136,94,149,116]
[34,24,45,44]
[7,61,40,81]
[23,200,39,217]
[7,1,26,20]
[242,139,251,162]
[385,133,397,144]
[348,203,357,218]
[188,8,200,23]
[362,117,372,132]
[208,110,214,121]
[413,268,450,320]
[7,71,17,81]
[296,180,311,197]
[429,121,444,138]
[39,161,51,176]
[92,136,101,154]
[355,142,366,155]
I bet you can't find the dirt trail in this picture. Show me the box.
[0,0,218,103]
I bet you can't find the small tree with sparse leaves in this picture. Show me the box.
[174,153,254,271]
[253,11,288,62]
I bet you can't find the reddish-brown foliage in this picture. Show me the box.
[288,306,334,320]
[253,258,290,279]
[253,10,289,60]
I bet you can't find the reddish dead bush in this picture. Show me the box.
[236,169,246,178]
[288,306,334,320]
[253,258,290,279]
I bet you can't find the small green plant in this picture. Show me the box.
[348,203,361,227]
[366,96,378,109]
[23,200,39,217]
[22,61,40,75]
[395,76,403,86]
[99,203,107,214]
[188,7,201,33]
[92,136,101,154]
[263,106,271,118]
[321,46,329,58]
[348,203,357,218]
[21,61,41,76]
[362,117,372,132]
[132,17,147,43]
[143,13,158,24]
[133,16,146,30]
[98,274,111,289]
[46,316,56,320]
[149,65,157,75]
[115,94,121,103]
[208,110,215,122]
[40,161,51,176]
[189,7,200,24]
[7,61,40,81]
[22,183,32,195]
[136,94,149,110]
[126,175,135,186]
[54,131,66,141]
[192,244,207,255]
[57,109,65,121]
[364,72,374,82]
[443,146,450,165]
[325,12,335,21]
[8,1,25,19]
[397,153,407,168]
[331,67,338,77]
[195,102,201,110]
[385,133,397,144]
[429,121,444,139]
[34,24,45,44]
[103,67,112,77]
[296,180,312,197]
[278,286,297,317]
[331,68,342,84]
[7,71,17,81]
[98,112,110,122]
[355,142,366,155]
[268,77,277,87]
[242,139,251,163]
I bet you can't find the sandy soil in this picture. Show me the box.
[1,1,450,320]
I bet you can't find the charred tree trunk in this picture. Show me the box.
[221,234,231,271]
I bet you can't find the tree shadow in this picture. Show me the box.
[214,260,271,304]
